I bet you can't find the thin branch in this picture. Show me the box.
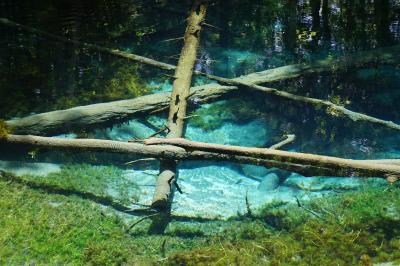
[269,134,296,150]
[126,213,160,232]
[125,158,158,166]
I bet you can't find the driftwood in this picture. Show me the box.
[139,137,400,180]
[3,134,400,180]
[5,82,237,136]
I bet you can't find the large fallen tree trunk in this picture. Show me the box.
[5,83,237,135]
[3,134,400,180]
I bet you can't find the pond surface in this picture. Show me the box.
[0,0,400,217]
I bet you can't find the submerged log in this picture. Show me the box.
[5,84,237,135]
[149,0,207,233]
[3,134,400,179]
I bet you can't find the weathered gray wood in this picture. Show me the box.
[206,73,400,131]
[5,84,237,135]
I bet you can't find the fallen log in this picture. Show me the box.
[3,134,400,180]
[149,0,207,233]
[5,83,237,135]
[139,137,400,180]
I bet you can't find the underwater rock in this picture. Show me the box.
[258,173,280,191]
[0,160,61,176]
[186,119,270,147]
[93,117,166,141]
[241,164,271,177]
[283,173,363,191]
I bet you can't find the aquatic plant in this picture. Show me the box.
[167,186,400,265]
[188,99,265,131]
[0,120,10,139]
[21,164,140,205]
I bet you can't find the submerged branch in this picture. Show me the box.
[3,43,400,135]
[3,134,400,179]
[269,134,296,150]
[204,73,400,131]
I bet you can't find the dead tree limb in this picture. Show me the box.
[139,137,400,179]
[269,134,296,150]
[5,83,237,135]
[204,73,400,131]
[3,134,400,179]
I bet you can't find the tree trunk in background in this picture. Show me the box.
[219,0,233,48]
[283,0,297,56]
[321,0,331,46]
[354,0,367,49]
[374,0,392,46]
[148,0,207,234]
[310,0,321,50]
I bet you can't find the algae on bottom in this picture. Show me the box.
[1,168,400,265]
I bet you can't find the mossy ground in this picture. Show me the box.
[1,166,400,265]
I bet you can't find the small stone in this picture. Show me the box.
[258,173,280,191]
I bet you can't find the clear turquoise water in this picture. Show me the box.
[0,0,400,218]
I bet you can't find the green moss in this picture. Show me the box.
[0,179,137,265]
[2,167,400,265]
[0,119,11,139]
[0,176,212,265]
[167,186,400,265]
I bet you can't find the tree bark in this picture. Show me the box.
[3,134,400,179]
